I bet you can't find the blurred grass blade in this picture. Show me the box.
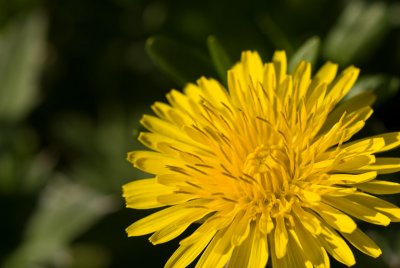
[146,36,214,86]
[288,36,320,73]
[3,177,117,268]
[207,36,233,85]
[323,1,389,65]
[257,15,293,55]
[0,11,46,122]
[346,75,400,107]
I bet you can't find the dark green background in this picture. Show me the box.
[1,0,400,267]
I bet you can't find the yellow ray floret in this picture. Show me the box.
[123,50,400,268]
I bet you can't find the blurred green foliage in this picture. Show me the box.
[0,0,399,267]
[0,11,45,121]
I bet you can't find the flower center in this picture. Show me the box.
[243,144,289,176]
[238,143,301,216]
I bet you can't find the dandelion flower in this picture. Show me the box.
[124,50,400,267]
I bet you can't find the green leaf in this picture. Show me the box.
[3,178,117,268]
[345,75,400,107]
[323,1,389,65]
[288,36,320,73]
[0,11,46,122]
[207,36,233,85]
[146,36,214,86]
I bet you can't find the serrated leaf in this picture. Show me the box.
[207,36,233,85]
[346,75,400,107]
[288,36,320,72]
[146,36,214,86]
[323,1,389,65]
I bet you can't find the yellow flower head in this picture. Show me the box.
[124,51,400,267]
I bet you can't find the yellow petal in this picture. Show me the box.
[318,224,355,266]
[228,221,269,268]
[322,92,375,133]
[197,77,230,109]
[328,171,377,184]
[183,83,204,103]
[324,195,390,226]
[333,155,375,172]
[180,206,236,246]
[342,228,381,258]
[251,221,270,268]
[277,75,293,105]
[271,228,309,268]
[167,88,197,114]
[126,205,205,237]
[127,151,182,175]
[292,61,311,100]
[313,158,336,170]
[341,137,385,155]
[157,174,189,186]
[305,83,327,114]
[165,228,216,268]
[151,101,193,126]
[356,180,400,194]
[320,106,372,144]
[314,61,338,85]
[151,101,174,122]
[149,208,210,245]
[358,157,400,174]
[347,192,400,222]
[291,220,326,267]
[298,189,321,204]
[259,211,274,234]
[141,114,201,147]
[195,227,234,268]
[242,50,264,84]
[272,50,287,84]
[274,215,288,259]
[157,193,196,205]
[211,210,251,260]
[262,63,277,102]
[138,132,210,157]
[123,178,174,209]
[311,185,357,196]
[227,68,245,108]
[150,224,190,246]
[230,209,251,246]
[374,132,400,152]
[314,202,357,233]
[228,51,264,111]
[326,66,360,107]
[293,204,322,235]
[342,132,400,153]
